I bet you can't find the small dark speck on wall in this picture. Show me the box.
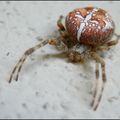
[16,113,21,118]
[6,52,10,56]
[60,102,69,110]
[6,12,11,16]
[43,63,49,67]
[42,102,49,109]
[0,21,4,24]
[47,16,51,20]
[108,96,119,103]
[22,103,27,109]
[35,91,40,96]
[0,101,4,105]
[6,1,11,4]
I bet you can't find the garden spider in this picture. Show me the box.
[9,7,120,111]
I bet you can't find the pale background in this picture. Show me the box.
[0,1,120,119]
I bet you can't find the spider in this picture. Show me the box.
[9,7,120,111]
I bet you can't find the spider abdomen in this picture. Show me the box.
[65,7,115,46]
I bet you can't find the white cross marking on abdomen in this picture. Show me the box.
[76,8,99,41]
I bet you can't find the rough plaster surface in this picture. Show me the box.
[0,1,120,119]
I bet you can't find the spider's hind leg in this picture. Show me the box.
[91,61,100,107]
[91,52,106,111]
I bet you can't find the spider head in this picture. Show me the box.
[62,37,78,48]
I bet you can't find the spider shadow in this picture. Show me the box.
[26,50,94,79]
[71,59,94,92]
[39,51,94,91]
[24,51,67,73]
[23,51,94,107]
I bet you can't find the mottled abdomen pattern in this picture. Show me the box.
[65,7,115,46]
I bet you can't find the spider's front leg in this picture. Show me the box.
[57,15,65,31]
[9,38,60,83]
[57,15,69,39]
[57,16,77,49]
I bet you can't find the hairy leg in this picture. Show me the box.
[68,50,106,110]
[91,61,100,107]
[9,38,59,83]
[114,33,120,40]
[57,15,65,31]
[91,38,118,109]
[106,40,118,46]
[57,16,78,48]
[91,52,106,111]
[57,15,69,39]
[97,40,118,51]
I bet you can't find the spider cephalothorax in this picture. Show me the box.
[9,7,119,111]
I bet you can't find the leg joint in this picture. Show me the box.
[25,48,34,55]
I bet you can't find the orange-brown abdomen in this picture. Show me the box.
[65,7,115,46]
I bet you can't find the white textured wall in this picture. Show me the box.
[0,1,120,119]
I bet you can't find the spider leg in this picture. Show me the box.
[106,39,118,47]
[91,61,100,107]
[68,50,107,110]
[97,40,118,51]
[57,15,65,31]
[9,38,58,83]
[91,39,118,110]
[57,15,69,39]
[114,33,120,40]
[57,16,78,49]
[91,52,106,111]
